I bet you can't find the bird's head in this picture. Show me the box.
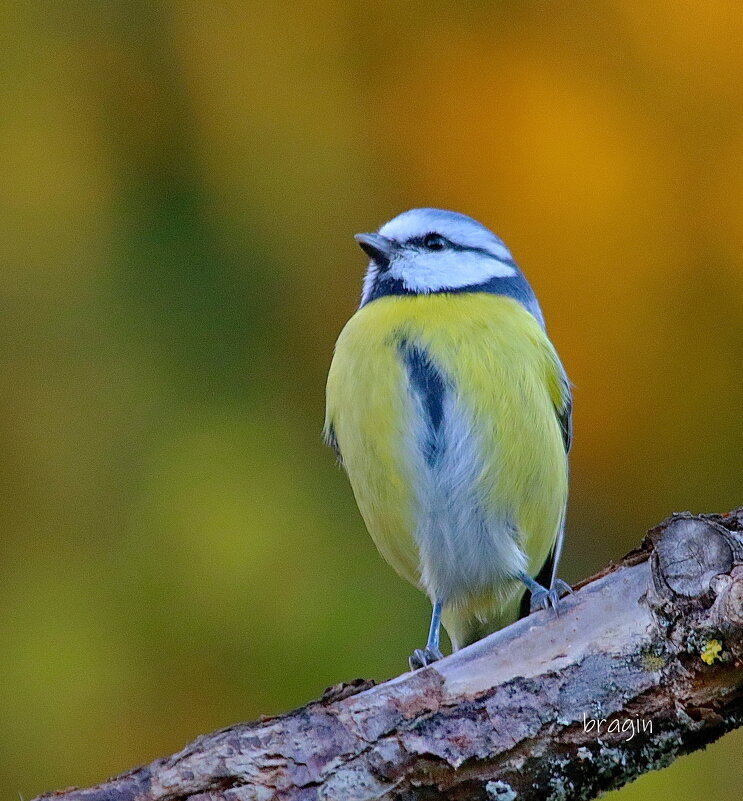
[354,208,544,325]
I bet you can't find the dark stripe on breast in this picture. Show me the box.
[399,341,446,466]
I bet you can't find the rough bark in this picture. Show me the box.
[38,509,743,801]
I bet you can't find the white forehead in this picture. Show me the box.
[378,208,513,261]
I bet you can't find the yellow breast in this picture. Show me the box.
[324,292,569,599]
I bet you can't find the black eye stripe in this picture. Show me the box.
[403,234,515,264]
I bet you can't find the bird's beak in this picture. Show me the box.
[354,233,395,264]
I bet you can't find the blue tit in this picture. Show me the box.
[324,208,572,670]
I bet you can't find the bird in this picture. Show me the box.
[324,208,572,670]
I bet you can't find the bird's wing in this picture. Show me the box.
[324,421,343,465]
[548,369,572,583]
[557,389,573,454]
[519,369,572,619]
[323,302,423,590]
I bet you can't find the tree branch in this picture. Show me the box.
[38,509,743,801]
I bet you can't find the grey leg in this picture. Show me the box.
[519,572,573,615]
[409,599,444,670]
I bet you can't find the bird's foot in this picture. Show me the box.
[528,577,573,615]
[409,645,443,671]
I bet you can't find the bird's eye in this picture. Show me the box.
[422,233,447,251]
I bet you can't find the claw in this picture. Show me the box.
[409,645,443,671]
[552,578,574,596]
[521,572,573,616]
[529,586,561,615]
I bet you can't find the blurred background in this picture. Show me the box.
[1,1,742,798]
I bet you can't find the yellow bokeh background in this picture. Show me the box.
[1,1,742,798]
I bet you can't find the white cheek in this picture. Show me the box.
[391,251,516,293]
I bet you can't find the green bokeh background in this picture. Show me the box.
[2,1,742,798]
